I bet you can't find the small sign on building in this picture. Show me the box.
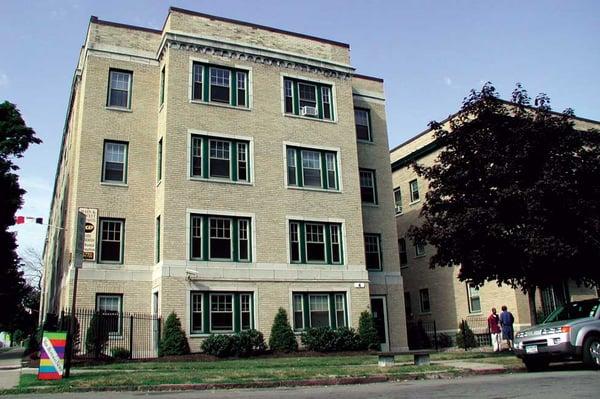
[78,207,97,261]
[38,331,67,380]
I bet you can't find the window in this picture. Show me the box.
[355,109,371,141]
[283,77,334,120]
[209,218,231,260]
[404,292,412,319]
[360,169,377,204]
[191,293,203,333]
[191,62,249,108]
[292,292,347,330]
[107,69,132,108]
[190,292,254,334]
[96,294,122,334]
[288,220,343,264]
[399,238,408,267]
[415,241,426,257]
[155,215,161,263]
[157,138,163,183]
[190,134,250,183]
[364,234,382,270]
[159,66,165,106]
[286,146,339,191]
[309,294,330,327]
[419,288,431,313]
[335,294,346,328]
[409,179,420,202]
[102,141,128,183]
[99,218,124,263]
[467,284,481,313]
[293,294,304,330]
[210,294,233,331]
[240,293,252,330]
[394,188,402,214]
[189,214,251,262]
[210,67,230,103]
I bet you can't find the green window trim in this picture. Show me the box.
[97,218,125,264]
[283,77,334,121]
[289,220,343,265]
[155,215,161,264]
[286,146,339,191]
[190,134,251,183]
[157,138,163,183]
[191,62,249,108]
[292,292,347,330]
[364,233,383,271]
[106,68,133,109]
[190,291,254,334]
[189,214,252,262]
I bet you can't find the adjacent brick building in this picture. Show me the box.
[41,7,408,352]
[391,109,599,338]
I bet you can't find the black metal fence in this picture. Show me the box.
[407,320,438,350]
[58,308,161,360]
[462,316,491,347]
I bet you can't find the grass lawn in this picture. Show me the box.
[7,351,515,394]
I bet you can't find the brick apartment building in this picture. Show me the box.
[391,110,599,337]
[41,7,408,352]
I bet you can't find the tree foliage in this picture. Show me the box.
[0,101,41,332]
[158,312,190,356]
[268,308,298,352]
[357,311,380,350]
[408,83,600,323]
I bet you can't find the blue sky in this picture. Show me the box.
[2,0,599,257]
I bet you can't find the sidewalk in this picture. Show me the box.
[0,348,25,389]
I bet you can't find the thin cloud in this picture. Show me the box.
[0,72,8,87]
[444,76,453,86]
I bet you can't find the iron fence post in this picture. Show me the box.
[433,320,438,350]
[129,315,134,360]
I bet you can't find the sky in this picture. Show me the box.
[1,0,599,258]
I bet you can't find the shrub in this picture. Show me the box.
[24,332,39,356]
[85,312,109,358]
[302,326,361,352]
[333,327,362,351]
[202,334,236,357]
[358,311,380,350]
[12,329,25,346]
[236,329,266,357]
[111,347,131,360]
[437,332,453,348]
[159,312,190,356]
[268,308,298,352]
[456,320,478,350]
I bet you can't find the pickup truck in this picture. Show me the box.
[513,298,600,371]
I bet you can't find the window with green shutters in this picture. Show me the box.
[286,146,339,191]
[283,77,334,120]
[190,134,251,183]
[190,214,252,262]
[292,292,347,330]
[191,62,249,108]
[190,291,254,334]
[288,220,343,265]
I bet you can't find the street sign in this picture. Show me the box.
[73,211,85,268]
[38,331,67,380]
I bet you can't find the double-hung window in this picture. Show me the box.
[292,292,347,330]
[364,234,382,271]
[286,146,339,191]
[157,138,163,183]
[415,240,426,257]
[288,220,343,264]
[99,218,124,263]
[159,66,165,106]
[190,134,251,183]
[190,291,254,334]
[191,62,249,107]
[394,188,402,214]
[419,288,431,313]
[96,294,122,335]
[409,179,420,202]
[102,141,128,183]
[107,69,132,108]
[359,169,377,204]
[398,238,408,267]
[155,215,161,263]
[355,108,371,141]
[467,284,481,313]
[189,214,252,262]
[283,77,334,120]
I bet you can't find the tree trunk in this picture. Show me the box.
[527,286,538,326]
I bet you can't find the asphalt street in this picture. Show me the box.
[4,368,599,399]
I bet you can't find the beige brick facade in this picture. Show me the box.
[42,8,407,352]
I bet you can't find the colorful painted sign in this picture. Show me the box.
[38,331,67,380]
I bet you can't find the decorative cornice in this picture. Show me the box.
[159,33,354,80]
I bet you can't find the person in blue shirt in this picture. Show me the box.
[499,305,515,351]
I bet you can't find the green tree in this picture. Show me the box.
[85,312,109,358]
[268,308,297,352]
[358,311,380,350]
[0,101,41,332]
[158,312,190,356]
[456,321,478,350]
[408,84,600,325]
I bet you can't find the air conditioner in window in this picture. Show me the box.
[395,205,403,214]
[301,106,318,116]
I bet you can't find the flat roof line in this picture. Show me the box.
[90,16,162,34]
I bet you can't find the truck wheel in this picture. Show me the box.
[523,358,549,372]
[582,335,600,369]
